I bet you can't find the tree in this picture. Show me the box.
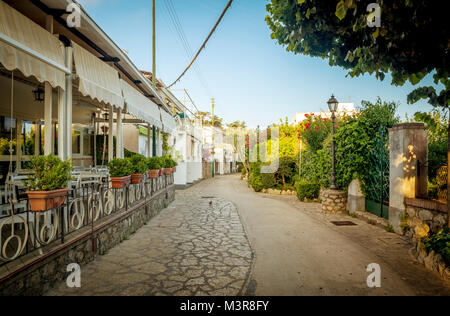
[266,0,449,225]
[227,121,247,129]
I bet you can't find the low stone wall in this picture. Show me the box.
[321,190,347,214]
[0,186,175,296]
[261,188,296,196]
[405,198,447,238]
[405,198,449,281]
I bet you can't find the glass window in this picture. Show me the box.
[72,130,81,155]
[0,116,17,155]
[83,132,92,156]
[21,121,36,156]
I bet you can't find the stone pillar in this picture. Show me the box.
[322,190,347,214]
[347,179,365,215]
[389,123,428,233]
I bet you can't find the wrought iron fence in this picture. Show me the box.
[436,165,447,202]
[0,173,173,266]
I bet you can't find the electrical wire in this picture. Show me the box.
[162,0,212,98]
[168,0,233,88]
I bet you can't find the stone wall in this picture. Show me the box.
[321,190,347,214]
[0,186,175,296]
[404,198,449,281]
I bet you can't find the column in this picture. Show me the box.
[156,128,161,156]
[116,108,123,159]
[147,123,151,158]
[57,87,66,160]
[108,106,114,162]
[44,83,52,155]
[389,123,428,233]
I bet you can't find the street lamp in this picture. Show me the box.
[327,95,339,190]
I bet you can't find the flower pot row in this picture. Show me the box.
[24,155,179,212]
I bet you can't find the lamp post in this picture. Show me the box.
[327,95,339,190]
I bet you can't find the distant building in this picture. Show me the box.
[291,103,356,125]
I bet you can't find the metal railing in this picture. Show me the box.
[0,173,174,266]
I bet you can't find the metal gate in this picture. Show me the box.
[365,126,390,219]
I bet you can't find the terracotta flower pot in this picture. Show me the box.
[131,174,144,184]
[111,175,131,189]
[159,169,163,177]
[163,168,172,175]
[172,166,177,173]
[148,169,159,179]
[26,188,69,212]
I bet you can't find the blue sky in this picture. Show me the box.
[78,0,437,128]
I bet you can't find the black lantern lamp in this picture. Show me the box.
[32,87,45,102]
[327,95,339,190]
[327,95,339,112]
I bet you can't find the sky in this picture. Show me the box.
[77,0,438,128]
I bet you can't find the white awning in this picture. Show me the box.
[72,41,124,108]
[0,1,67,89]
[120,79,162,129]
[161,109,177,135]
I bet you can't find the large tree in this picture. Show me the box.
[266,0,449,224]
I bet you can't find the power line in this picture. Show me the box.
[168,0,233,88]
[162,0,212,97]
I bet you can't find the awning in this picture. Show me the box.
[72,41,124,108]
[0,1,66,89]
[160,109,177,135]
[120,79,162,129]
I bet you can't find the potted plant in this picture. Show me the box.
[146,157,161,179]
[156,157,163,176]
[108,158,132,189]
[24,155,73,212]
[171,157,178,173]
[129,154,147,184]
[162,156,173,175]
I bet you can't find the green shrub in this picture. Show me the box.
[276,156,297,190]
[295,179,320,201]
[428,181,438,199]
[261,173,276,189]
[160,156,176,168]
[146,157,161,170]
[128,154,147,174]
[250,176,264,192]
[108,158,133,178]
[23,155,73,191]
[423,228,450,265]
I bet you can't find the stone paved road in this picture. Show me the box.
[47,193,253,296]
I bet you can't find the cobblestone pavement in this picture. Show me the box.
[46,191,253,296]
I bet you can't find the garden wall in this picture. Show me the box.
[0,185,175,296]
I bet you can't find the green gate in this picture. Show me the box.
[365,126,390,219]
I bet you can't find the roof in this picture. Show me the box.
[7,0,171,113]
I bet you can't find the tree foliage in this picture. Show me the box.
[266,0,449,108]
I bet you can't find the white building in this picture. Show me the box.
[291,103,356,125]
[201,126,237,175]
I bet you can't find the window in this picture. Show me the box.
[72,129,81,155]
[83,132,92,156]
[0,116,17,155]
[21,121,36,156]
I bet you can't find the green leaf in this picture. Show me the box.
[336,1,348,20]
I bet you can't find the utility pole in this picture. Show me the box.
[152,0,157,157]
[211,98,215,178]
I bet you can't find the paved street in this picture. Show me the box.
[47,193,253,296]
[48,175,450,296]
